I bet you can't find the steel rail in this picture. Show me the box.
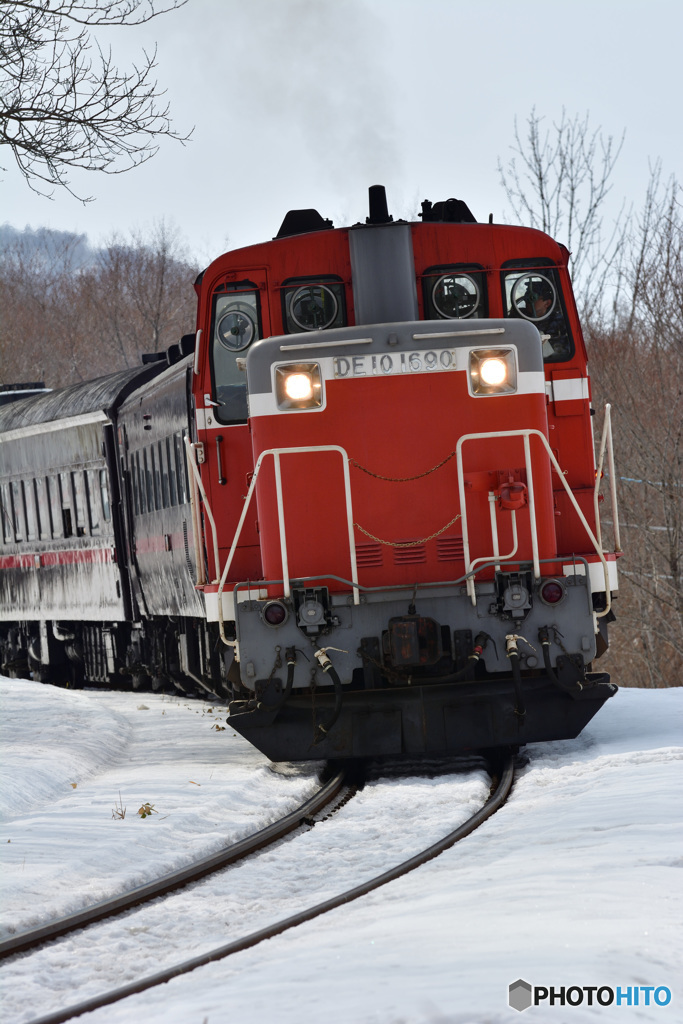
[0,770,345,961]
[25,754,514,1024]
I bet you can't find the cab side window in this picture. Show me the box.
[501,259,574,363]
[211,281,261,424]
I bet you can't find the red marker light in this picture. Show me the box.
[263,601,288,626]
[540,581,564,604]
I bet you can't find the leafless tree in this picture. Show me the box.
[87,220,198,369]
[0,0,190,199]
[498,108,627,320]
[498,112,682,686]
[587,171,682,687]
[0,223,198,388]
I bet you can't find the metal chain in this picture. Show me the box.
[266,646,282,685]
[353,512,462,548]
[350,450,457,483]
[551,625,570,655]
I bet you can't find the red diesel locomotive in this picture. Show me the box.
[190,186,619,759]
[0,187,620,761]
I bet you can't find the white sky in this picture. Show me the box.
[2,0,682,266]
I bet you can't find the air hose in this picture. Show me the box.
[313,649,343,744]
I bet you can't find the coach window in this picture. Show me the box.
[166,437,178,506]
[501,259,574,363]
[48,477,63,538]
[175,433,189,505]
[158,440,170,508]
[100,469,111,522]
[143,448,154,512]
[211,282,261,424]
[35,477,51,540]
[11,480,26,542]
[72,472,88,536]
[131,453,140,516]
[1,483,14,543]
[422,266,487,320]
[150,445,161,510]
[282,277,346,335]
[86,470,100,533]
[24,480,39,541]
[136,453,147,516]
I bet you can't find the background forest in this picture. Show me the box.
[0,112,680,690]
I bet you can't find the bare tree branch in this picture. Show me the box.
[0,0,191,199]
[497,108,627,320]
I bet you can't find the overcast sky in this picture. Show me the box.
[2,0,681,265]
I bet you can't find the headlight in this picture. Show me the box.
[275,362,323,410]
[469,348,517,396]
[480,357,507,386]
[284,373,314,401]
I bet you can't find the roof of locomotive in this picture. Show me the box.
[0,362,165,434]
[195,187,569,288]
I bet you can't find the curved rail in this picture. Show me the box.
[25,754,514,1024]
[0,770,346,961]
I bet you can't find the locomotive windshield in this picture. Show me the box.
[211,282,261,422]
[422,266,488,320]
[501,260,574,363]
[281,277,347,334]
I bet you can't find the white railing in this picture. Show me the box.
[184,435,219,586]
[594,403,622,555]
[456,423,616,615]
[209,415,618,643]
[216,445,360,645]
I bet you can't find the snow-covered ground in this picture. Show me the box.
[1,679,681,1024]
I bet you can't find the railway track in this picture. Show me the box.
[4,753,514,1024]
[0,768,349,960]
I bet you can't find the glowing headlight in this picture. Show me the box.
[275,362,323,410]
[480,357,508,386]
[284,373,314,401]
[469,348,517,396]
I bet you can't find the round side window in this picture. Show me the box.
[511,273,557,322]
[216,306,256,351]
[289,285,339,331]
[432,274,480,319]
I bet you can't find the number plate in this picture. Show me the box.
[333,349,459,378]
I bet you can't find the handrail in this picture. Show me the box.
[468,508,519,581]
[456,428,614,616]
[214,427,617,643]
[216,445,360,647]
[184,435,220,585]
[594,404,622,555]
[184,432,205,586]
[456,430,541,605]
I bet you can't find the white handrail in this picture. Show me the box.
[184,435,220,585]
[216,445,360,646]
[594,404,622,555]
[468,509,519,582]
[456,428,614,616]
